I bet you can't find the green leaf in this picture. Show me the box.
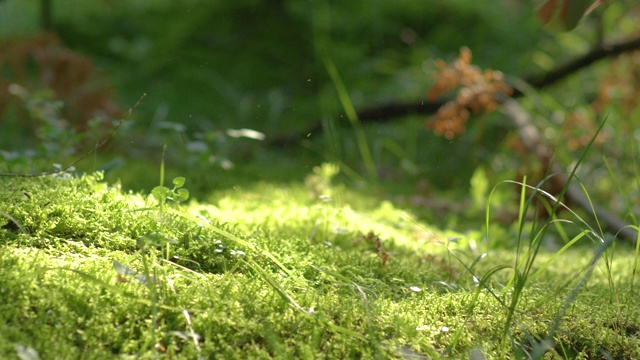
[175,188,190,202]
[172,177,186,188]
[151,186,171,202]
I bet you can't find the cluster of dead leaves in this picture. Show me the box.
[426,47,513,139]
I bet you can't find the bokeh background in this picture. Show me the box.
[1,0,639,233]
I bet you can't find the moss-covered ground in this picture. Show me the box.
[1,170,638,359]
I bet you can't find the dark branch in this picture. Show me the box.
[265,35,640,147]
[267,100,445,146]
[524,36,640,89]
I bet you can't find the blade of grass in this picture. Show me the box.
[311,0,376,181]
[527,116,612,351]
[166,207,307,287]
[0,210,30,246]
[552,116,608,239]
[399,212,514,312]
[245,260,312,316]
[526,228,590,284]
[311,264,373,332]
[632,225,640,292]
[322,56,376,181]
[160,144,166,187]
[494,114,608,356]
[60,268,181,311]
[247,261,368,343]
[548,236,614,336]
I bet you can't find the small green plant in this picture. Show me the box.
[151,176,190,208]
[149,147,190,261]
[151,145,190,211]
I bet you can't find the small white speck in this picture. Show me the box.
[409,286,421,292]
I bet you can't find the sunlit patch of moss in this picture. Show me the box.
[1,171,639,358]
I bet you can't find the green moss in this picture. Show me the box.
[1,172,638,358]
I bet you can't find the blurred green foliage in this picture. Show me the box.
[1,0,639,220]
[1,0,544,132]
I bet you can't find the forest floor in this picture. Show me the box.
[1,169,639,359]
